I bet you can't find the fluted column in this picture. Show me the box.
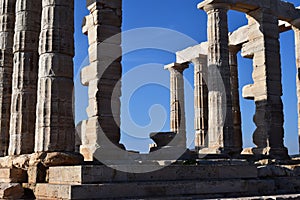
[165,63,188,148]
[80,0,122,161]
[192,56,208,151]
[293,26,300,154]
[35,0,75,152]
[201,4,235,154]
[8,0,41,155]
[0,0,16,156]
[229,45,242,153]
[246,9,288,159]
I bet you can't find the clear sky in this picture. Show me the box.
[74,0,300,154]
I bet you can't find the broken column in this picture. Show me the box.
[8,0,41,155]
[0,0,16,156]
[229,45,243,153]
[199,3,236,154]
[35,0,75,152]
[293,24,300,154]
[80,0,123,161]
[192,56,208,151]
[165,63,188,149]
[242,9,288,158]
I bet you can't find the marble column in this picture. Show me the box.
[80,0,122,161]
[201,4,235,154]
[8,0,41,155]
[165,63,188,148]
[229,45,242,153]
[0,0,16,156]
[192,56,208,151]
[245,9,288,159]
[293,26,300,154]
[35,0,75,152]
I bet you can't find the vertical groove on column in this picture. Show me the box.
[229,46,242,154]
[193,57,208,151]
[8,0,41,155]
[0,0,16,156]
[35,0,75,152]
[204,4,235,154]
[167,63,188,148]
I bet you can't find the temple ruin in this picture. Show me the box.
[0,0,300,199]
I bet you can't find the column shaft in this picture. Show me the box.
[247,9,288,158]
[193,56,208,151]
[204,4,235,154]
[8,0,41,155]
[80,0,122,161]
[35,0,75,152]
[229,46,242,153]
[167,63,188,148]
[293,27,300,154]
[0,0,16,156]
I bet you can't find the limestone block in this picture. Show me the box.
[39,29,74,55]
[0,32,14,49]
[87,25,121,46]
[0,168,27,183]
[15,11,42,32]
[0,183,24,199]
[0,0,16,15]
[48,164,257,185]
[35,179,275,199]
[258,165,294,178]
[13,31,40,52]
[81,61,122,85]
[27,163,47,184]
[41,5,73,30]
[0,49,13,66]
[87,0,122,10]
[38,53,73,78]
[15,0,41,12]
[88,42,121,64]
[35,77,74,152]
[242,84,254,100]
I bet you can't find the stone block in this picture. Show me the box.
[87,25,121,46]
[15,11,41,32]
[27,163,47,184]
[39,29,74,56]
[13,31,40,52]
[0,32,14,49]
[0,0,16,15]
[35,178,275,199]
[0,183,24,199]
[88,42,121,63]
[87,0,122,10]
[41,5,73,30]
[0,168,27,183]
[38,53,73,78]
[48,164,257,184]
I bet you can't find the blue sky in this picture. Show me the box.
[74,0,300,154]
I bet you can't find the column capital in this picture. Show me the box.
[191,54,207,66]
[164,62,189,73]
[200,3,230,13]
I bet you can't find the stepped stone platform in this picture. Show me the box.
[5,158,295,199]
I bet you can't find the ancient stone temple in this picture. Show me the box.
[0,0,300,199]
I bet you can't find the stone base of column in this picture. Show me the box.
[252,147,290,160]
[199,147,242,157]
[80,117,124,162]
